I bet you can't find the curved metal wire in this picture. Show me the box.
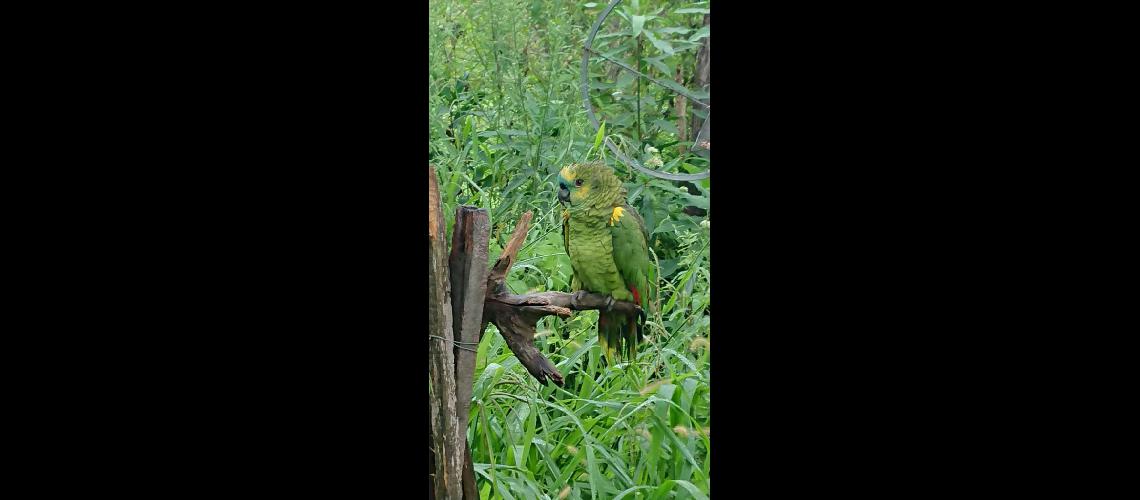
[581,0,710,182]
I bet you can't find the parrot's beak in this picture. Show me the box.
[558,185,570,204]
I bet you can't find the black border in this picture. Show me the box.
[24,1,1084,495]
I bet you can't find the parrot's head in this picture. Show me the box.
[558,162,621,209]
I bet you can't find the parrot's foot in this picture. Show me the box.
[570,290,589,308]
[603,296,616,312]
[636,306,646,324]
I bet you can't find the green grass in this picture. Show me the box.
[431,1,710,498]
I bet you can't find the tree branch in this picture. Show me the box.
[482,211,643,387]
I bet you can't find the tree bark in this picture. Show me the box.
[448,206,489,500]
[428,165,464,500]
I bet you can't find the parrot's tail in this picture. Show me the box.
[598,310,642,362]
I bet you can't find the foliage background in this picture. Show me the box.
[430,1,710,498]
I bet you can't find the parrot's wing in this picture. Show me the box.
[605,202,653,358]
[621,203,657,308]
[609,203,652,310]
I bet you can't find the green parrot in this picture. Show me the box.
[557,162,655,360]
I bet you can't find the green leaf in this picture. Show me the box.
[586,443,612,498]
[681,377,699,415]
[477,129,529,137]
[615,71,636,89]
[507,403,531,438]
[475,330,492,371]
[591,443,634,487]
[557,336,597,372]
[654,385,676,423]
[495,477,518,500]
[647,419,663,482]
[614,486,655,500]
[682,194,709,209]
[652,480,709,500]
[643,31,675,55]
[651,220,676,235]
[651,119,679,135]
[653,411,702,473]
[593,31,627,41]
[644,56,672,75]
[631,15,646,37]
[593,122,606,151]
[504,175,530,194]
[676,8,710,14]
[660,78,696,98]
[688,25,710,42]
[628,183,645,202]
[664,348,700,377]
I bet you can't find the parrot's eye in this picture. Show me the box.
[575,179,584,187]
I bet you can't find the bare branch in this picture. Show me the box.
[486,211,533,294]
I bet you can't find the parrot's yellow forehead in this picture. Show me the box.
[559,166,576,181]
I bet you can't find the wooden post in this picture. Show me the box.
[428,165,464,500]
[448,206,489,500]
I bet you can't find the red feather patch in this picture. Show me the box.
[629,286,641,305]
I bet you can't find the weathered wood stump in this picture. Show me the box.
[428,165,465,499]
[448,205,488,500]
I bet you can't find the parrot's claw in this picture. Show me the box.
[571,290,589,308]
[604,296,616,312]
[636,306,646,324]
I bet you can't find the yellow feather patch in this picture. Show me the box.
[559,166,575,181]
[609,206,624,226]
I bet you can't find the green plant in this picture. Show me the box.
[431,1,710,498]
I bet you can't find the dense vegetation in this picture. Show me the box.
[430,1,710,498]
